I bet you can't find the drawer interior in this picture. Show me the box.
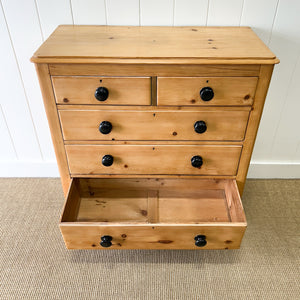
[61,178,246,225]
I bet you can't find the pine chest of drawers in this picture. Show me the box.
[32,26,278,250]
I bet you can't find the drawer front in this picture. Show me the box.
[65,145,242,175]
[157,77,258,106]
[60,225,246,250]
[59,109,250,141]
[52,76,151,105]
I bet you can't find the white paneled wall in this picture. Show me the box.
[0,0,299,178]
[207,0,244,26]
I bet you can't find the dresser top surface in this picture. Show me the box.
[32,25,278,64]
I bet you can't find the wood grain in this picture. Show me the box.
[34,64,71,197]
[72,174,236,179]
[57,105,251,112]
[31,25,278,64]
[63,140,243,146]
[52,76,151,105]
[236,65,274,195]
[75,178,245,224]
[157,77,257,106]
[58,109,250,141]
[49,63,261,77]
[32,26,278,250]
[158,189,230,223]
[77,190,149,223]
[60,179,81,222]
[77,190,230,223]
[77,178,234,195]
[59,178,246,249]
[65,144,242,176]
[60,224,246,249]
[147,190,159,223]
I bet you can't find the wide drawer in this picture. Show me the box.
[157,77,257,106]
[60,178,247,249]
[65,144,242,175]
[52,76,151,105]
[59,109,250,141]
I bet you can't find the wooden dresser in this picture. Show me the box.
[32,26,278,250]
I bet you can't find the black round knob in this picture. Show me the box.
[95,87,109,101]
[200,87,214,101]
[191,155,203,168]
[102,155,113,167]
[99,121,112,134]
[100,235,112,247]
[194,235,207,247]
[194,121,207,134]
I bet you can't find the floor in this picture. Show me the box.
[0,178,299,299]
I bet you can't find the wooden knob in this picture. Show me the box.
[191,155,203,168]
[95,87,109,101]
[102,155,113,167]
[194,121,207,134]
[194,235,207,247]
[99,121,112,134]
[100,235,112,247]
[200,87,214,101]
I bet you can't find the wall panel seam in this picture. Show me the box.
[269,51,300,158]
[0,0,43,160]
[172,0,175,26]
[33,0,44,41]
[104,0,108,25]
[205,0,210,26]
[267,0,280,46]
[139,0,141,26]
[69,0,75,24]
[238,0,245,26]
[0,105,18,158]
[294,142,300,162]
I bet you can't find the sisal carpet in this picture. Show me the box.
[0,178,299,299]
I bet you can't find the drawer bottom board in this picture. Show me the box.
[60,178,246,249]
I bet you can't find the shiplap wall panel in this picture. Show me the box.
[271,53,300,160]
[296,141,300,161]
[140,0,173,26]
[106,0,139,25]
[36,0,73,39]
[292,57,300,161]
[0,107,16,161]
[240,0,279,44]
[268,0,300,162]
[1,0,55,161]
[252,0,300,163]
[239,0,279,162]
[0,2,42,160]
[71,0,106,25]
[207,0,244,26]
[174,0,208,26]
[0,0,299,177]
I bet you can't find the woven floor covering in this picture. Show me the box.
[0,178,299,299]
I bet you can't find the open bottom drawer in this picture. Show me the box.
[60,178,247,249]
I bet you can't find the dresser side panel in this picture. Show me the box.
[236,64,274,195]
[35,63,71,197]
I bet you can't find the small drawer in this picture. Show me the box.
[52,76,151,105]
[60,178,247,249]
[65,144,242,176]
[157,77,258,106]
[59,109,250,141]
